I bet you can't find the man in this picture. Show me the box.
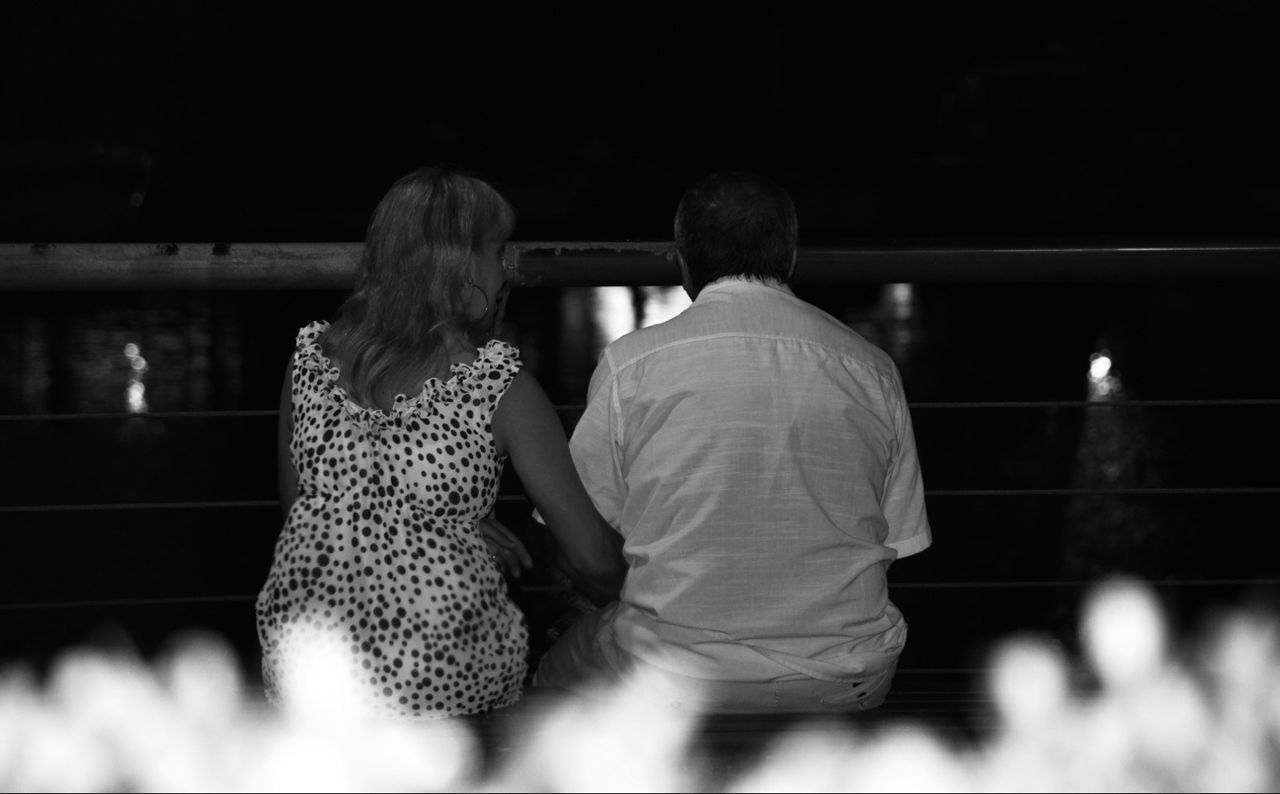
[534,172,931,713]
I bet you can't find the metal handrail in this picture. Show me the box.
[4,240,1280,290]
[4,486,1280,516]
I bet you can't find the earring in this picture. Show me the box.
[465,278,490,317]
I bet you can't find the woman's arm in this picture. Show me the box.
[492,369,626,604]
[277,356,298,519]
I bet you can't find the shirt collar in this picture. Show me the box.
[695,276,795,302]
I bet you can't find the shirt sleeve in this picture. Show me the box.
[567,350,626,531]
[881,368,932,558]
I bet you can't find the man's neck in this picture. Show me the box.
[696,275,792,297]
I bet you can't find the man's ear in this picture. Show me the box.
[676,249,696,300]
[786,250,798,281]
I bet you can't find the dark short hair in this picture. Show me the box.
[674,172,798,292]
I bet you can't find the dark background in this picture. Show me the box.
[2,1,1279,244]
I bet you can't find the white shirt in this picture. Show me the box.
[569,278,931,682]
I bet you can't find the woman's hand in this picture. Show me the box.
[479,512,533,579]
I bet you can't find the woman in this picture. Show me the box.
[255,167,624,719]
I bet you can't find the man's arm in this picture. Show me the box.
[882,366,932,558]
[565,351,628,531]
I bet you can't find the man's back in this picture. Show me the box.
[569,278,931,683]
[534,172,931,712]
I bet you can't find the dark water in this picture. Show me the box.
[2,282,1279,675]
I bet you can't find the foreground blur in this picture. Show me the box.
[1,578,1278,792]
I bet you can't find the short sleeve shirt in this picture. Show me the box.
[569,279,931,682]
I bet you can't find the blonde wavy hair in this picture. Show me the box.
[322,167,516,406]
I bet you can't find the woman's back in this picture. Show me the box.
[255,321,529,718]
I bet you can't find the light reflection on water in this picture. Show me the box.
[591,286,640,352]
[567,285,691,368]
[1062,340,1166,591]
[0,293,233,415]
[123,342,149,414]
[845,282,922,369]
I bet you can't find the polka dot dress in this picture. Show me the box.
[255,321,529,719]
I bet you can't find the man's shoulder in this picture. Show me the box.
[597,318,692,373]
[760,290,904,376]
[599,288,901,377]
[599,313,901,394]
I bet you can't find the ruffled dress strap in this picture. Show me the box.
[292,324,521,425]
[292,320,333,374]
[291,320,385,425]
[449,339,522,421]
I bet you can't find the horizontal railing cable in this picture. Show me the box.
[892,578,1280,589]
[0,594,255,611]
[2,397,1280,423]
[5,578,1279,614]
[0,410,278,421]
[925,487,1280,496]
[0,500,280,513]
[908,398,1280,408]
[4,486,1279,514]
